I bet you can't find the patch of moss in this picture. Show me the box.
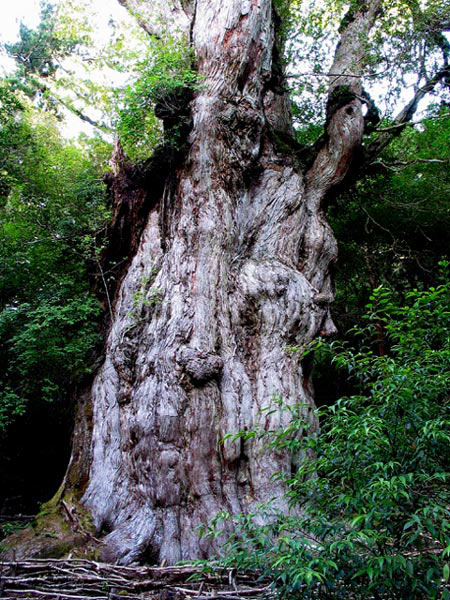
[269,128,304,156]
[34,487,96,547]
[1,481,100,561]
[36,483,64,517]
[326,85,357,123]
[37,540,75,559]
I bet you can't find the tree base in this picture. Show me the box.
[1,487,101,562]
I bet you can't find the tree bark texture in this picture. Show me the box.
[64,0,380,565]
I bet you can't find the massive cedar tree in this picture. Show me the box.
[53,0,448,564]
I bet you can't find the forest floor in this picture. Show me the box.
[0,559,274,600]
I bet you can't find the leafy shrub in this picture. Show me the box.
[0,283,101,425]
[115,38,199,160]
[204,268,450,599]
[0,84,109,509]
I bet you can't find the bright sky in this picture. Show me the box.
[1,0,41,39]
[0,0,130,44]
[0,0,40,72]
[0,0,134,138]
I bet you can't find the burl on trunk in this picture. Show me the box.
[62,0,379,565]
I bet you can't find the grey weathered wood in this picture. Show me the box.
[63,0,382,565]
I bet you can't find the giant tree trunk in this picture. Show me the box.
[63,0,380,565]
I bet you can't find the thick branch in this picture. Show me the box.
[305,0,382,198]
[328,0,382,94]
[305,2,449,199]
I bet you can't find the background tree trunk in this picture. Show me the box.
[63,0,380,565]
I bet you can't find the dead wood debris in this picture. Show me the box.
[0,559,275,600]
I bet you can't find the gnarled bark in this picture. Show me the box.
[61,0,381,565]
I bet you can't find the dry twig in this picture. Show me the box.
[0,558,273,600]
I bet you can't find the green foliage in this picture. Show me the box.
[0,518,30,554]
[1,0,150,134]
[0,286,101,420]
[0,81,109,433]
[0,519,30,541]
[4,2,83,110]
[0,72,109,511]
[5,2,79,78]
[0,83,29,201]
[204,274,450,599]
[329,108,450,334]
[115,38,199,160]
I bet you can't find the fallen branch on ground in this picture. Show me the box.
[0,558,274,600]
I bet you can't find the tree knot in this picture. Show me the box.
[177,348,224,384]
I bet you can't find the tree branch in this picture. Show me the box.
[286,67,392,80]
[58,99,112,132]
[373,112,450,132]
[116,0,191,40]
[375,157,448,172]
[304,0,382,198]
[117,0,161,39]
